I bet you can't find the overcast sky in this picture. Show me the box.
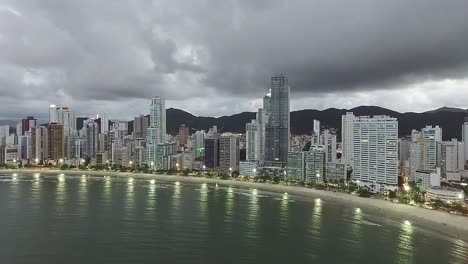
[1,0,468,120]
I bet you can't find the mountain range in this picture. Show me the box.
[128,106,468,141]
[2,106,467,141]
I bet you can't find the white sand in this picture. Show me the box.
[6,168,468,238]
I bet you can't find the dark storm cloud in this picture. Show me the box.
[0,0,468,118]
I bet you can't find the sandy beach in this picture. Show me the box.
[4,168,468,239]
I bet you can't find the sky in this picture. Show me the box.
[1,0,468,120]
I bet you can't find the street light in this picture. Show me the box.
[150,161,154,170]
[229,167,232,177]
[59,159,63,163]
[404,184,410,192]
[35,158,39,164]
[176,163,179,171]
[129,161,133,166]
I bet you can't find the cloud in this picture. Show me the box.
[0,0,468,119]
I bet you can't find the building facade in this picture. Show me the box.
[265,74,290,164]
[352,115,398,185]
[146,97,166,168]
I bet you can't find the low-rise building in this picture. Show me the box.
[425,186,465,203]
[415,168,441,191]
[239,161,257,177]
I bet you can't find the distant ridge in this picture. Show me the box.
[2,106,467,140]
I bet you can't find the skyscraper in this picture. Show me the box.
[133,115,149,140]
[100,113,109,133]
[219,135,240,171]
[421,125,442,169]
[83,119,99,159]
[48,123,65,160]
[306,145,326,183]
[204,126,219,169]
[321,129,337,164]
[52,106,76,136]
[146,97,166,168]
[265,74,290,163]
[352,115,398,185]
[21,116,37,136]
[179,124,189,147]
[31,126,48,162]
[341,112,356,163]
[313,120,321,144]
[462,120,468,167]
[246,120,259,161]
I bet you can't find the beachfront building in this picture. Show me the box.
[425,186,465,203]
[147,97,166,169]
[341,112,356,164]
[265,74,290,164]
[306,145,326,183]
[246,120,259,162]
[326,162,346,182]
[287,151,306,181]
[352,115,398,186]
[240,161,257,177]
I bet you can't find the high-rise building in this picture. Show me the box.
[133,115,148,140]
[257,108,268,161]
[83,119,99,159]
[52,106,76,136]
[219,135,240,171]
[31,126,48,162]
[287,151,306,181]
[462,120,468,167]
[422,125,442,169]
[204,127,219,169]
[246,120,259,161]
[155,142,177,170]
[100,113,109,133]
[313,120,321,144]
[398,136,411,165]
[179,124,189,148]
[48,123,65,161]
[146,97,166,168]
[341,112,356,163]
[193,130,205,159]
[21,116,37,136]
[306,145,326,183]
[265,74,290,163]
[321,129,337,164]
[438,139,465,177]
[352,115,398,185]
[0,125,10,146]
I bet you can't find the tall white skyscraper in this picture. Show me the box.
[341,112,356,163]
[352,115,398,185]
[246,120,259,161]
[462,121,468,167]
[146,97,166,168]
[421,125,442,169]
[313,120,321,144]
[100,113,109,133]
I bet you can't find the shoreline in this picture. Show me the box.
[4,168,468,239]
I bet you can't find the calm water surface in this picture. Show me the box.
[0,173,467,264]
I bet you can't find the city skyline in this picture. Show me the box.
[1,1,468,119]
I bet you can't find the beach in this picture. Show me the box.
[4,168,468,239]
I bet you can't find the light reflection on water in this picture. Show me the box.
[0,174,466,264]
